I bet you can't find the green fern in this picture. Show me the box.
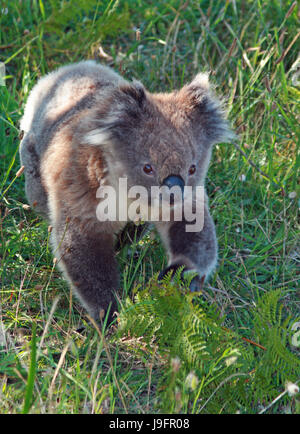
[117,276,299,413]
[247,289,300,404]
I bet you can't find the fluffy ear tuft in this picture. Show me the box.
[82,81,147,148]
[181,73,235,145]
[188,72,210,92]
[118,80,146,108]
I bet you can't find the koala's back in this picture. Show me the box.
[19,61,126,215]
[20,60,125,155]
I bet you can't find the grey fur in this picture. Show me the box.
[20,61,234,322]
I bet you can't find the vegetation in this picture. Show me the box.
[0,0,299,414]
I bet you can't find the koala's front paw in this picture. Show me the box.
[189,274,206,292]
[158,263,205,292]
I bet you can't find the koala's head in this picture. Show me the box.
[82,73,234,204]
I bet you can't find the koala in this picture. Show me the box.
[19,60,233,323]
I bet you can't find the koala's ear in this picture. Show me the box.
[180,73,235,145]
[117,80,146,109]
[83,81,147,147]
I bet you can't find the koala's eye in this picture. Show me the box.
[143,164,154,175]
[188,164,196,175]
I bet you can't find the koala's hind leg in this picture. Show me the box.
[155,203,218,292]
[53,216,119,323]
[19,134,48,216]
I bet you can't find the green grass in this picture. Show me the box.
[0,0,299,414]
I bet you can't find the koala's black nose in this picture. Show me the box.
[162,175,185,195]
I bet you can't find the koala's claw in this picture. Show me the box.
[189,274,206,292]
[158,264,205,293]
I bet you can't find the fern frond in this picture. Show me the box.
[117,278,299,413]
